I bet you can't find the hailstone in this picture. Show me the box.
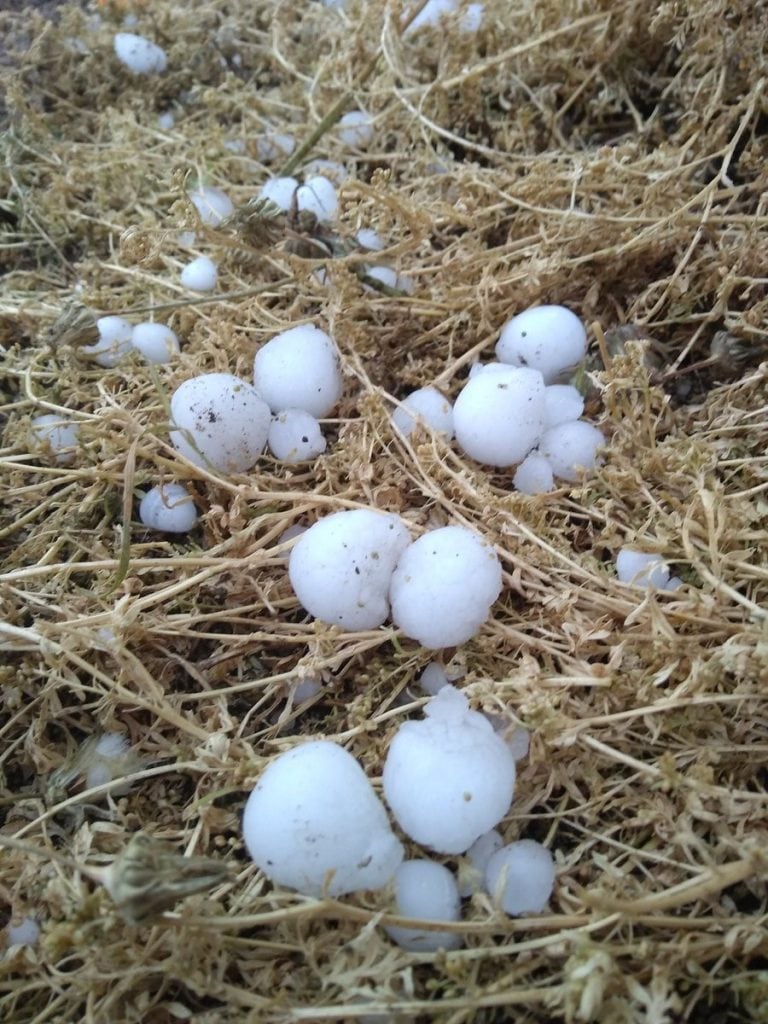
[496,305,587,384]
[453,366,546,467]
[484,839,555,915]
[385,860,462,951]
[253,324,342,417]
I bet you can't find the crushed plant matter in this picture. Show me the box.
[0,0,767,1021]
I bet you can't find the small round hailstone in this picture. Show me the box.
[139,483,198,533]
[513,452,555,495]
[289,509,412,630]
[5,917,40,947]
[392,387,454,439]
[157,110,174,130]
[385,860,462,952]
[338,109,374,148]
[496,305,587,384]
[539,421,604,482]
[257,132,296,162]
[389,525,502,649]
[113,32,167,74]
[188,186,234,227]
[291,675,323,704]
[383,686,516,854]
[616,548,670,588]
[242,740,403,897]
[405,0,457,34]
[82,315,134,367]
[419,662,449,696]
[665,576,684,592]
[84,733,131,790]
[461,2,484,31]
[260,176,299,211]
[356,227,384,251]
[170,373,271,473]
[131,322,179,364]
[30,414,80,465]
[459,828,503,897]
[453,366,546,467]
[364,265,414,294]
[181,255,218,292]
[302,159,349,185]
[296,175,338,222]
[253,324,342,417]
[268,409,327,463]
[484,839,555,916]
[543,385,584,429]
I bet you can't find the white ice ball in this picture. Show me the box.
[385,860,462,952]
[256,132,296,163]
[405,0,457,34]
[484,839,555,915]
[289,509,412,630]
[131,322,179,364]
[356,227,384,251]
[539,420,604,481]
[82,315,134,367]
[389,525,502,649]
[188,186,234,227]
[296,175,338,222]
[459,828,503,897]
[543,385,584,428]
[5,917,40,947]
[242,740,403,897]
[496,305,587,384]
[383,686,516,854]
[616,548,670,588]
[181,255,218,292]
[113,32,167,74]
[84,733,131,789]
[157,110,174,130]
[139,482,198,533]
[302,159,349,185]
[513,452,554,495]
[419,662,449,696]
[170,373,271,473]
[253,323,342,417]
[259,176,299,211]
[453,366,546,467]
[392,387,454,438]
[30,414,80,465]
[364,265,414,294]
[338,110,374,149]
[268,409,327,463]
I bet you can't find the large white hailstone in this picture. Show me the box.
[30,414,80,465]
[131,322,180,364]
[170,373,271,473]
[385,860,462,952]
[543,385,584,428]
[253,324,342,417]
[82,315,134,367]
[484,839,555,915]
[181,255,218,292]
[496,305,587,384]
[289,509,412,630]
[296,175,338,222]
[459,828,503,897]
[389,525,502,649]
[188,186,234,227]
[616,548,670,588]
[513,452,555,495]
[113,32,167,74]
[268,409,327,463]
[539,420,604,481]
[242,740,403,897]
[382,686,516,854]
[453,366,546,467]
[260,176,299,211]
[338,110,374,149]
[392,387,454,439]
[139,482,198,533]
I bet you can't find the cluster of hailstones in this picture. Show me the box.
[242,685,555,949]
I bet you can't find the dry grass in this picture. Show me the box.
[0,0,767,1021]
